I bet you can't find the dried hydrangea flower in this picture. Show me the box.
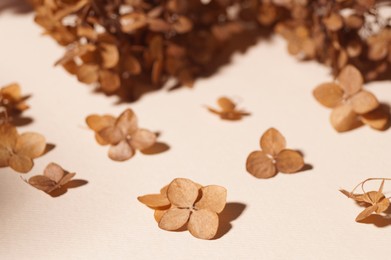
[138,178,227,240]
[0,83,29,116]
[340,179,390,222]
[86,108,156,161]
[313,65,389,132]
[25,163,76,194]
[0,123,46,173]
[246,128,305,179]
[207,97,250,121]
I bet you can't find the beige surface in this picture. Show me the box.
[1,11,391,260]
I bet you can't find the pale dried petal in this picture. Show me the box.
[58,172,76,186]
[108,140,135,161]
[14,133,46,158]
[9,154,33,173]
[217,97,235,112]
[246,151,277,179]
[28,175,57,193]
[195,185,227,213]
[167,178,199,207]
[350,90,379,114]
[99,70,121,93]
[337,65,363,96]
[116,109,138,136]
[361,106,390,130]
[77,64,99,84]
[138,194,170,209]
[100,43,119,69]
[313,83,344,108]
[0,124,18,148]
[158,208,190,231]
[0,147,11,167]
[43,162,65,183]
[86,115,116,132]
[260,128,286,156]
[356,205,377,222]
[330,104,359,132]
[98,126,123,144]
[123,55,141,75]
[275,149,304,173]
[188,209,219,240]
[130,129,156,151]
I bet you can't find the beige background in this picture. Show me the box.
[1,10,391,260]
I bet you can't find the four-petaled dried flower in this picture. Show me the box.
[25,162,76,194]
[340,178,390,222]
[207,97,250,121]
[0,123,46,173]
[313,65,389,132]
[138,178,227,240]
[246,128,305,179]
[0,83,29,116]
[86,108,156,161]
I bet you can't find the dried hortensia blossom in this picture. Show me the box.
[313,65,389,132]
[246,128,305,179]
[138,178,227,240]
[0,83,29,117]
[0,123,46,173]
[340,178,390,222]
[207,97,250,121]
[24,162,76,194]
[86,108,156,161]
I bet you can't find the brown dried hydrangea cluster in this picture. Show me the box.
[340,178,390,222]
[30,0,391,98]
[138,178,227,240]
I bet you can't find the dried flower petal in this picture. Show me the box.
[9,154,33,173]
[360,106,390,130]
[14,133,46,158]
[275,149,304,173]
[188,209,219,240]
[313,83,343,108]
[159,208,190,231]
[130,129,157,151]
[167,178,199,208]
[108,140,135,161]
[138,194,170,209]
[337,65,363,96]
[260,128,286,156]
[349,90,379,114]
[330,104,359,132]
[195,186,227,213]
[246,151,276,179]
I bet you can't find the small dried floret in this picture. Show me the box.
[207,97,250,121]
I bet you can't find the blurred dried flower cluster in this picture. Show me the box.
[30,0,391,99]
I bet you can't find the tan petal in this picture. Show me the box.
[350,90,379,114]
[194,185,227,213]
[1,83,21,100]
[330,104,360,132]
[246,151,277,179]
[313,83,344,108]
[275,149,304,173]
[376,197,390,214]
[362,191,379,204]
[337,65,363,96]
[28,175,57,193]
[356,205,377,222]
[0,147,11,167]
[0,124,18,148]
[154,209,168,223]
[130,129,156,151]
[217,97,235,112]
[86,115,116,132]
[95,133,110,145]
[9,154,33,173]
[158,208,190,231]
[116,109,138,136]
[98,126,123,145]
[160,185,169,195]
[188,209,219,240]
[322,13,343,31]
[14,133,46,159]
[43,162,65,183]
[77,64,99,84]
[167,178,199,207]
[361,106,390,130]
[368,42,387,61]
[99,70,121,93]
[123,55,141,75]
[138,194,171,209]
[108,140,135,161]
[120,12,148,32]
[260,128,286,156]
[58,172,76,186]
[100,43,119,69]
[173,16,193,34]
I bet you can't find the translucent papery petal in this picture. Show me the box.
[98,126,123,145]
[350,90,379,114]
[86,115,116,132]
[337,65,363,96]
[330,104,360,132]
[0,146,11,167]
[14,133,46,159]
[275,149,304,173]
[108,140,135,161]
[217,97,235,112]
[260,128,286,156]
[116,109,138,136]
[138,194,171,209]
[0,124,18,148]
[188,209,219,240]
[356,205,377,222]
[130,129,156,151]
[9,154,33,173]
[376,197,390,214]
[28,175,57,193]
[158,208,190,231]
[58,172,76,187]
[361,106,390,130]
[167,178,199,207]
[313,83,344,108]
[246,151,277,179]
[195,186,227,213]
[43,162,65,183]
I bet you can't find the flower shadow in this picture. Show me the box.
[48,179,88,198]
[355,202,391,228]
[141,142,170,155]
[213,202,247,239]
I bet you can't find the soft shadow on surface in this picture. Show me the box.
[48,179,88,197]
[42,143,56,156]
[354,201,391,228]
[213,202,247,239]
[0,0,33,14]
